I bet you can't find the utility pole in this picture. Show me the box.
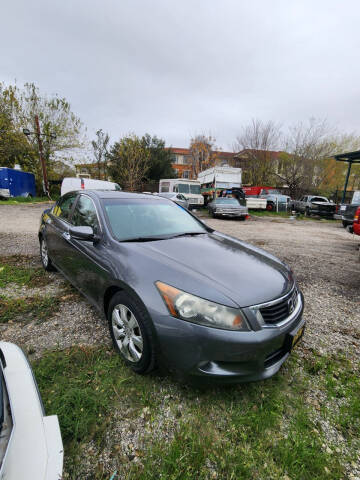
[34,115,49,196]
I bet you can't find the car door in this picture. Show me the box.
[63,194,110,305]
[45,193,78,270]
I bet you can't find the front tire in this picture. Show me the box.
[40,237,56,271]
[108,291,156,374]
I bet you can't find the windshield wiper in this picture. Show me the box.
[120,236,170,242]
[120,232,206,242]
[166,232,206,239]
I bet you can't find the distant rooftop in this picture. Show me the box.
[334,150,360,163]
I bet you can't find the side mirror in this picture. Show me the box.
[69,226,94,241]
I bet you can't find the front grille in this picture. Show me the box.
[260,289,298,324]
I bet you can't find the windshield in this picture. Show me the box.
[103,198,206,241]
[190,184,200,194]
[177,184,190,194]
[352,191,360,204]
[264,189,281,195]
[215,198,239,205]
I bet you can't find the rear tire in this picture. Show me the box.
[305,207,310,217]
[266,202,274,211]
[108,291,156,374]
[40,237,56,271]
[342,220,348,228]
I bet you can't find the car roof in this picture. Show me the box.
[80,190,166,200]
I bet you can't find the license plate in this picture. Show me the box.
[340,205,346,211]
[292,325,305,349]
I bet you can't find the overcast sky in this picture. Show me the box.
[1,0,360,150]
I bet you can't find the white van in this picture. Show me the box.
[60,177,121,196]
[159,179,204,209]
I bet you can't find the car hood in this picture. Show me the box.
[131,232,292,307]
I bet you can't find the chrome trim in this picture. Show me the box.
[249,286,302,329]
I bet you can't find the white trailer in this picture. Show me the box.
[198,166,242,205]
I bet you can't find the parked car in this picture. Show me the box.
[0,167,36,199]
[39,190,305,383]
[334,191,360,230]
[258,189,290,212]
[157,192,189,209]
[60,177,121,196]
[208,197,248,220]
[0,342,63,479]
[352,206,360,237]
[291,195,336,217]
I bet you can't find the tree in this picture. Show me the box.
[0,84,36,169]
[234,119,281,185]
[91,129,110,179]
[141,134,176,181]
[273,119,342,197]
[0,82,85,190]
[189,134,218,176]
[108,134,150,191]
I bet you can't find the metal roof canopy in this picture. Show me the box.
[334,150,360,203]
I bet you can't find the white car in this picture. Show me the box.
[61,177,121,196]
[0,342,63,479]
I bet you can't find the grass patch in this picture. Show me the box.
[33,346,164,478]
[31,346,355,480]
[127,356,344,480]
[0,196,54,205]
[0,261,50,288]
[0,295,60,323]
[304,352,360,438]
[249,209,290,218]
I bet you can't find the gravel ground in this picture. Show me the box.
[1,204,360,478]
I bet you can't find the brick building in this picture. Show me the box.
[168,148,240,179]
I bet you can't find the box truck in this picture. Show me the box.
[0,168,36,198]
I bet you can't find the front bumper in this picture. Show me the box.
[214,209,248,218]
[151,292,305,383]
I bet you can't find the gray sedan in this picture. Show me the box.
[39,191,304,383]
[157,192,189,209]
[208,197,248,220]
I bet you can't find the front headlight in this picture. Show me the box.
[156,281,250,331]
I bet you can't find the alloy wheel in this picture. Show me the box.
[111,304,143,362]
[41,239,49,267]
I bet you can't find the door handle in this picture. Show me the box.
[62,232,71,241]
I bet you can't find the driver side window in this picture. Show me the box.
[72,195,99,231]
[52,193,77,221]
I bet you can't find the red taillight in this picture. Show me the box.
[335,204,339,213]
[81,178,85,189]
[354,207,360,224]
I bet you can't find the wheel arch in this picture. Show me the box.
[103,283,152,322]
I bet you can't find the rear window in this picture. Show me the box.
[215,198,239,205]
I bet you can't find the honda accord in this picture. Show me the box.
[39,190,305,383]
